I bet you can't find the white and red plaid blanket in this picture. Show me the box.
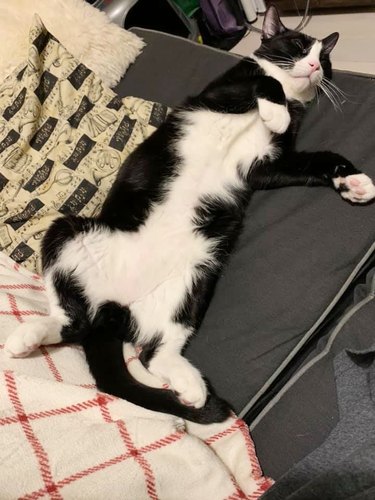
[0,252,273,499]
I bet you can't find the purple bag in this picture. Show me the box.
[200,0,245,36]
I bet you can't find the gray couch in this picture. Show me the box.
[114,28,375,480]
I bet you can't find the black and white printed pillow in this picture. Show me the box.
[0,16,167,274]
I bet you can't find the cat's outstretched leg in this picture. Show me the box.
[251,151,375,204]
[145,323,208,408]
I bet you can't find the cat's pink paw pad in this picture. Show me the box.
[334,173,375,204]
[348,177,360,187]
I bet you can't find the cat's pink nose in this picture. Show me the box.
[308,61,320,72]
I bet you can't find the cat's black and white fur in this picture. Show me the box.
[5,7,375,423]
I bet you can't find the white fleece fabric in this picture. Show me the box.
[0,0,144,87]
[0,253,273,499]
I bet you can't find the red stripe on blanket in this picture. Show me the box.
[117,419,159,500]
[21,453,135,500]
[248,480,275,500]
[204,419,240,445]
[226,477,249,499]
[97,392,113,422]
[4,371,62,500]
[7,292,24,323]
[237,419,263,480]
[22,427,183,499]
[0,396,114,426]
[0,310,47,317]
[40,346,63,382]
[0,283,45,291]
[139,431,184,453]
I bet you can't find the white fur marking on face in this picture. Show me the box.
[258,98,291,134]
[291,41,323,83]
[253,41,323,103]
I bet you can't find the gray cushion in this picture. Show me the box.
[114,28,240,106]
[251,269,375,479]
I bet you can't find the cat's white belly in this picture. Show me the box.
[55,109,275,337]
[57,220,212,336]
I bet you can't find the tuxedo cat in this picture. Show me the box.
[5,6,375,424]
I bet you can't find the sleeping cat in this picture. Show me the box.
[5,6,375,424]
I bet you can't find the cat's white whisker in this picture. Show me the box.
[322,77,354,106]
[319,80,342,111]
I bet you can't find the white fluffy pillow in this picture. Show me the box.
[0,0,144,87]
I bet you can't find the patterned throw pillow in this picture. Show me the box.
[0,16,167,274]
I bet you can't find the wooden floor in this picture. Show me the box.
[232,10,375,75]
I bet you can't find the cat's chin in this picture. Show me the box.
[291,75,320,97]
[291,76,311,92]
[284,77,315,103]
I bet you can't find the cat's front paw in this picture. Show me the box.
[4,323,44,358]
[258,98,291,134]
[333,173,375,204]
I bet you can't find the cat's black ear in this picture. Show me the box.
[322,32,339,54]
[262,5,287,40]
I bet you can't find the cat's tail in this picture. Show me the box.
[81,304,231,425]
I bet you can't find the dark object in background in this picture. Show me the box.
[125,0,199,39]
[89,0,247,50]
[90,0,199,40]
[173,0,200,17]
[197,0,247,50]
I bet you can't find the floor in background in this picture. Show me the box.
[232,10,375,76]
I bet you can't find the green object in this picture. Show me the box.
[172,0,200,17]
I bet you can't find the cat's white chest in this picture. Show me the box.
[178,109,275,181]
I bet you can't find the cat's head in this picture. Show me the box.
[254,5,339,103]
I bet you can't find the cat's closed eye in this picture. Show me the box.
[294,39,308,55]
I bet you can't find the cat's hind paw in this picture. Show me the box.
[172,370,208,409]
[148,355,207,408]
[258,98,291,134]
[334,173,375,204]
